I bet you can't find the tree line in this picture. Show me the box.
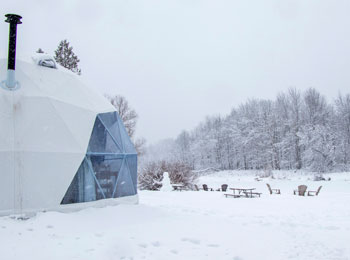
[143,88,350,173]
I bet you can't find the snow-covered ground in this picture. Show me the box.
[1,171,350,260]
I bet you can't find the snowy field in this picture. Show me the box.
[1,171,350,260]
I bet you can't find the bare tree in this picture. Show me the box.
[335,94,350,168]
[105,95,138,139]
[105,94,147,156]
[134,137,147,156]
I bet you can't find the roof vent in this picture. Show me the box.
[39,59,57,69]
[32,54,57,69]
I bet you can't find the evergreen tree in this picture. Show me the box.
[54,39,81,75]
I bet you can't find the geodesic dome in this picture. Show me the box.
[0,56,138,216]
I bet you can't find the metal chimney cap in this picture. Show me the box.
[5,14,22,24]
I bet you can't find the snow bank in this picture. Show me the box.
[1,171,349,260]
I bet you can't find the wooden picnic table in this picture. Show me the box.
[225,188,261,198]
[230,188,255,195]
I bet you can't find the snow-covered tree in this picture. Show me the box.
[175,130,195,168]
[334,94,350,169]
[144,88,350,173]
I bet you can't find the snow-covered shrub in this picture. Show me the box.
[167,161,197,187]
[138,161,197,190]
[138,161,164,191]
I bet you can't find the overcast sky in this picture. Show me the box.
[1,1,350,143]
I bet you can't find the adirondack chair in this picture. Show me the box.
[221,184,228,192]
[308,186,322,196]
[202,184,213,191]
[293,185,307,196]
[216,184,228,192]
[266,183,281,194]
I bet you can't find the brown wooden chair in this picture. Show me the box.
[308,186,322,196]
[266,183,281,194]
[202,184,213,191]
[220,184,228,192]
[293,185,307,196]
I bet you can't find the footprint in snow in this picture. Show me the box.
[138,243,148,248]
[181,237,201,245]
[151,241,161,247]
[27,228,34,232]
[46,225,54,229]
[170,249,178,254]
[207,244,220,247]
[324,226,339,230]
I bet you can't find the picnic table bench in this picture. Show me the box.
[243,191,262,198]
[224,194,242,198]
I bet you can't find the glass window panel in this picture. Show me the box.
[125,155,137,192]
[117,117,137,154]
[89,155,123,199]
[84,159,97,202]
[114,160,136,198]
[61,158,96,204]
[87,117,122,154]
[98,112,123,151]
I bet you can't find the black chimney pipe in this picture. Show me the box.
[5,14,22,71]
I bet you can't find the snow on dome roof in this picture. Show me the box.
[0,57,114,112]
